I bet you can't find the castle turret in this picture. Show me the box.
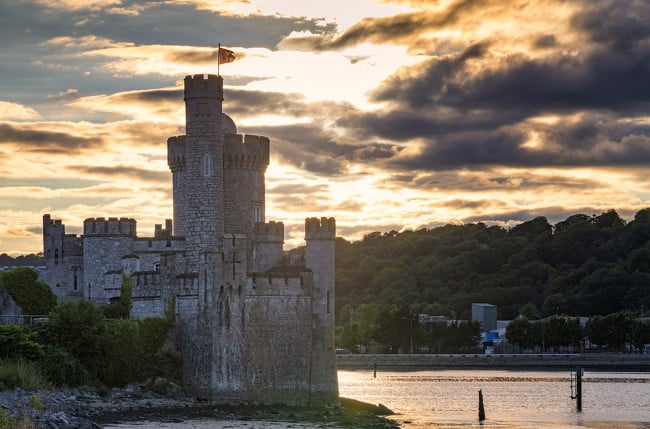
[171,74,225,268]
[43,215,83,300]
[304,217,338,401]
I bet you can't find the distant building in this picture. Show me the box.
[472,303,497,332]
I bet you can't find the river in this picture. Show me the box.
[106,369,650,429]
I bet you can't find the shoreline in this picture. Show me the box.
[337,352,650,371]
[0,386,397,429]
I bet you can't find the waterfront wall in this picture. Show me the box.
[337,353,650,371]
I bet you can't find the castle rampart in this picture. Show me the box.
[223,134,270,170]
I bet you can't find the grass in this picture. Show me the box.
[0,360,50,391]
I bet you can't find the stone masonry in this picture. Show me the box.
[42,73,338,404]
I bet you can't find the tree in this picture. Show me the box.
[518,303,541,320]
[506,318,535,350]
[0,267,57,314]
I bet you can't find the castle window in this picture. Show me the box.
[154,262,160,272]
[54,249,59,265]
[73,270,78,291]
[252,205,262,224]
[203,154,213,177]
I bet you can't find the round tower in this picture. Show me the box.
[176,74,225,268]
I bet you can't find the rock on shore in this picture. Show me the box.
[0,383,398,429]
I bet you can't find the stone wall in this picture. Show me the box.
[245,274,313,403]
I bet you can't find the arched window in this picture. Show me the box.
[203,153,213,177]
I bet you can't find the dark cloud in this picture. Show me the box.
[282,0,512,51]
[533,34,558,49]
[571,0,650,51]
[268,183,330,196]
[463,206,621,227]
[0,123,103,153]
[111,88,182,104]
[67,165,169,183]
[248,123,403,175]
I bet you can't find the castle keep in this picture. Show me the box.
[42,74,338,403]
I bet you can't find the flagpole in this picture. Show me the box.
[218,43,221,76]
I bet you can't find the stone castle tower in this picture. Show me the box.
[42,74,338,403]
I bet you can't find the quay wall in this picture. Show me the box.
[337,353,650,371]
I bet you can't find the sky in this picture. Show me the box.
[1,0,649,255]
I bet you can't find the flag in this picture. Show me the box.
[218,46,236,65]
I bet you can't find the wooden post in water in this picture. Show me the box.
[373,362,377,378]
[576,368,583,412]
[571,367,583,411]
[478,389,486,421]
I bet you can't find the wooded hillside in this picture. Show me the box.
[335,208,650,321]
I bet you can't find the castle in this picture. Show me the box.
[42,74,338,403]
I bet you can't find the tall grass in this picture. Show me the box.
[0,360,50,391]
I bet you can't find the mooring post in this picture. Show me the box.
[576,368,583,412]
[373,362,377,378]
[478,389,486,421]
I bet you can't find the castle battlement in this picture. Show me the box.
[254,221,284,241]
[184,74,223,99]
[305,217,336,240]
[251,271,306,293]
[84,217,137,236]
[167,135,186,172]
[43,214,64,231]
[224,134,270,170]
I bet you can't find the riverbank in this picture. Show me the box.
[337,353,650,371]
[0,384,397,429]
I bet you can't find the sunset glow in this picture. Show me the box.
[1,0,649,255]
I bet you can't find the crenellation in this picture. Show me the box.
[305,217,336,240]
[84,217,137,236]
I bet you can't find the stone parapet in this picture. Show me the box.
[84,217,137,236]
[305,217,336,240]
[224,133,270,170]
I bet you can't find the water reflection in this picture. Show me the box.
[338,370,650,429]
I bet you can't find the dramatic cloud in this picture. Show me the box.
[1,0,649,255]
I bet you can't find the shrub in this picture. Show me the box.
[0,326,43,361]
[38,346,87,387]
[39,300,109,379]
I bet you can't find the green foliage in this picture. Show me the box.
[102,274,133,319]
[28,395,43,414]
[586,311,632,351]
[40,298,177,387]
[0,326,43,361]
[0,360,50,391]
[0,267,57,315]
[506,317,583,351]
[37,345,87,387]
[334,208,650,321]
[39,300,109,373]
